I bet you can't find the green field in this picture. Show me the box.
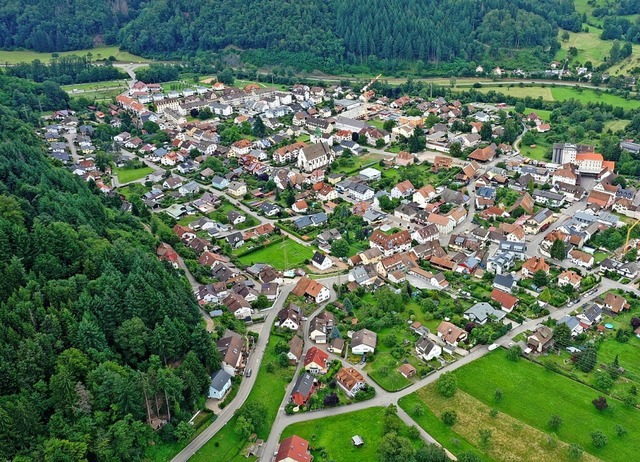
[550,87,640,109]
[454,85,554,100]
[238,237,315,270]
[524,108,552,121]
[191,332,296,462]
[114,166,153,183]
[454,350,640,461]
[0,45,149,64]
[281,407,423,462]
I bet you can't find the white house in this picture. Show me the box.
[415,336,442,361]
[351,329,377,355]
[311,252,333,271]
[208,369,232,399]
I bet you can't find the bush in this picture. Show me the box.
[436,372,457,398]
[506,345,522,361]
[592,396,608,411]
[591,430,607,448]
[441,410,458,426]
[568,443,584,459]
[548,415,563,431]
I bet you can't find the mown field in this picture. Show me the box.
[238,238,315,270]
[452,350,640,461]
[0,45,149,64]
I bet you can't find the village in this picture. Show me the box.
[40,77,640,462]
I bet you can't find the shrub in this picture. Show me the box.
[441,410,458,426]
[592,396,608,411]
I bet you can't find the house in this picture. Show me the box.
[335,367,366,397]
[568,249,594,268]
[527,325,554,353]
[369,230,412,257]
[558,270,582,289]
[292,200,309,214]
[308,313,334,344]
[398,363,416,379]
[311,252,333,271]
[227,181,247,198]
[351,329,377,355]
[413,185,437,206]
[223,293,252,319]
[208,369,232,399]
[275,435,313,462]
[464,302,507,325]
[391,180,415,199]
[156,243,179,268]
[577,304,602,326]
[524,208,555,234]
[395,151,415,166]
[173,225,196,242]
[532,190,565,208]
[304,347,329,375]
[493,273,516,293]
[278,304,302,331]
[329,337,345,355]
[437,321,468,347]
[427,213,455,235]
[163,176,183,190]
[412,224,440,245]
[558,315,584,337]
[260,202,281,217]
[521,257,550,278]
[415,336,442,361]
[288,335,304,364]
[217,333,244,376]
[468,144,497,162]
[179,181,201,196]
[490,288,519,312]
[212,176,229,190]
[292,276,331,304]
[602,292,630,314]
[226,232,245,249]
[290,372,316,406]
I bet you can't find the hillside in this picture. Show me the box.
[0,74,220,460]
[1,0,582,71]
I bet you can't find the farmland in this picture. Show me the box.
[0,45,149,65]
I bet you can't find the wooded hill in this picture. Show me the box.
[0,74,220,460]
[1,0,582,69]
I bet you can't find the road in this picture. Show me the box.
[171,275,345,462]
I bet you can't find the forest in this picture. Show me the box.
[5,56,126,85]
[0,74,220,460]
[1,0,582,72]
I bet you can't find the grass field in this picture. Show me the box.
[61,80,128,92]
[191,332,296,462]
[550,87,640,109]
[238,238,315,270]
[114,166,153,183]
[280,407,424,462]
[403,382,599,462]
[455,85,554,100]
[604,119,630,132]
[0,45,149,64]
[454,349,640,461]
[524,108,552,121]
[520,143,550,161]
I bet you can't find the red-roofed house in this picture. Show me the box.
[304,347,329,375]
[275,435,313,462]
[490,288,518,312]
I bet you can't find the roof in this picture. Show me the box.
[292,276,328,299]
[276,435,312,462]
[304,346,329,368]
[289,335,304,359]
[490,288,518,310]
[351,329,377,349]
[465,302,507,323]
[493,273,516,289]
[603,292,629,313]
[291,373,315,405]
[522,257,549,274]
[437,321,466,344]
[335,367,364,391]
[210,369,232,391]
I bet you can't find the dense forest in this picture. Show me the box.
[0,74,220,460]
[4,56,126,85]
[1,0,582,71]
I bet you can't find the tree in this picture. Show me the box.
[253,294,271,309]
[458,452,481,462]
[436,372,457,398]
[553,323,572,350]
[548,415,563,431]
[252,117,267,138]
[174,421,194,442]
[115,317,149,365]
[323,392,339,407]
[561,31,570,41]
[415,444,447,462]
[377,432,416,462]
[532,270,548,287]
[494,388,503,402]
[480,122,493,141]
[217,68,234,85]
[515,102,526,114]
[506,345,522,362]
[478,428,493,446]
[441,410,457,426]
[592,396,608,411]
[235,415,253,438]
[577,345,597,372]
[595,370,614,391]
[615,424,627,437]
[625,247,637,262]
[591,430,607,448]
[330,239,350,258]
[568,443,584,459]
[449,142,463,158]
[550,239,567,260]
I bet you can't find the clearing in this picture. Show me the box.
[114,166,153,184]
[238,238,315,270]
[280,406,424,462]
[0,45,149,65]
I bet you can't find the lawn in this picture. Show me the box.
[594,251,609,264]
[190,332,296,462]
[0,45,149,64]
[453,85,553,100]
[366,354,412,392]
[550,87,640,110]
[556,30,612,64]
[332,153,383,175]
[61,79,128,92]
[280,406,423,462]
[604,120,630,133]
[524,108,552,121]
[238,238,315,270]
[453,349,640,461]
[114,166,153,183]
[520,143,550,161]
[145,411,216,462]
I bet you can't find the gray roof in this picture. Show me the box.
[210,369,232,391]
[292,372,315,396]
[465,302,507,323]
[558,315,580,331]
[494,273,516,288]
